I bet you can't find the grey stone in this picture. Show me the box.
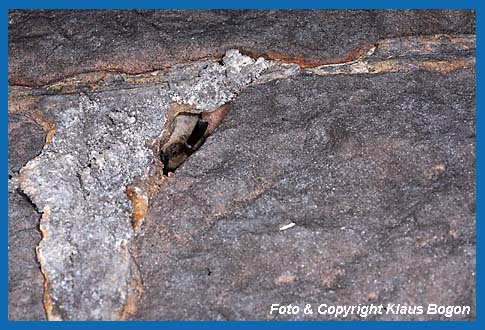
[8,10,475,86]
[8,187,45,320]
[7,10,475,321]
[16,51,277,320]
[8,113,46,174]
[8,113,47,320]
[132,69,475,320]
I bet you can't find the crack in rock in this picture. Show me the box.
[8,35,474,103]
[16,50,286,320]
[307,34,475,76]
[160,113,208,175]
[13,33,475,319]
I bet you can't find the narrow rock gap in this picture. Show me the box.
[15,187,41,215]
[8,35,476,318]
[11,185,48,319]
[160,112,208,176]
[159,103,231,176]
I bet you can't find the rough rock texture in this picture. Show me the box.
[133,69,475,320]
[169,49,267,110]
[8,10,475,321]
[8,186,45,320]
[8,10,475,86]
[18,90,166,320]
[14,51,272,320]
[8,114,46,174]
[8,114,46,320]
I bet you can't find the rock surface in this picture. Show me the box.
[13,51,277,320]
[133,69,475,320]
[8,185,45,320]
[8,10,475,86]
[8,114,46,174]
[8,10,475,320]
[8,114,46,320]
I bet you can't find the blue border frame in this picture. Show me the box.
[1,0,480,9]
[3,0,480,329]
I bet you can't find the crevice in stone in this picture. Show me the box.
[8,34,476,105]
[15,187,41,215]
[14,185,51,320]
[158,102,231,176]
[8,34,476,319]
[160,113,207,176]
[12,49,261,319]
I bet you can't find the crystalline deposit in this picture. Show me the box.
[19,90,166,320]
[18,50,270,320]
[169,49,267,110]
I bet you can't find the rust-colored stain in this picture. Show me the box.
[93,53,165,76]
[47,72,108,94]
[117,249,143,320]
[447,34,476,50]
[8,94,57,144]
[8,94,41,114]
[121,70,167,86]
[242,43,375,68]
[35,207,63,321]
[8,32,476,319]
[126,185,149,228]
[45,128,57,144]
[202,103,231,136]
[43,70,168,95]
[118,278,142,319]
[417,58,475,74]
[371,58,475,75]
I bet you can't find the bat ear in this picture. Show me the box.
[198,120,209,131]
[160,153,170,175]
[159,114,211,176]
[186,120,208,149]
